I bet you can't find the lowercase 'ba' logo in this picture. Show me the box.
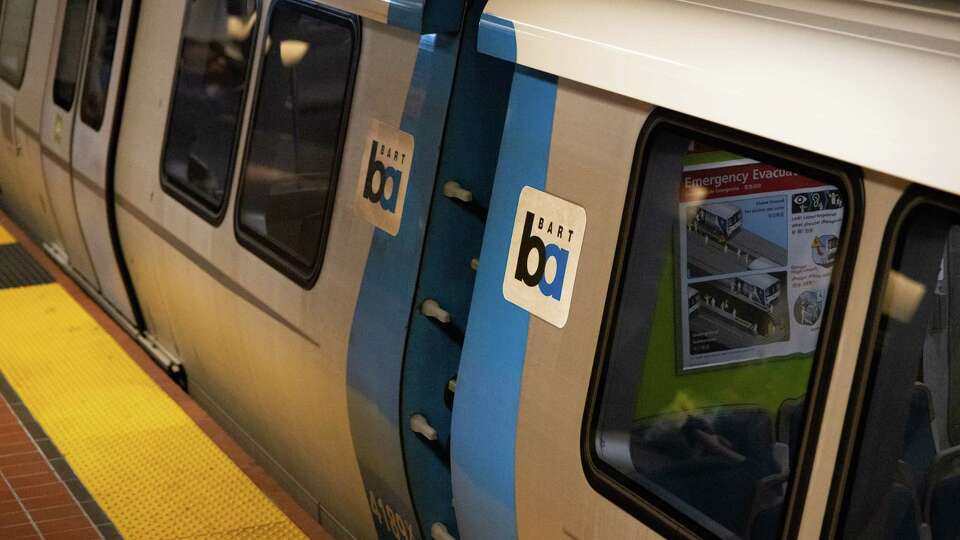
[363,140,403,213]
[503,187,586,328]
[354,120,414,235]
[514,211,570,300]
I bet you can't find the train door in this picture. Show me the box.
[0,0,60,244]
[6,0,63,246]
[69,0,139,324]
[39,0,99,286]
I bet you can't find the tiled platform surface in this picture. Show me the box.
[0,211,332,539]
[0,387,113,539]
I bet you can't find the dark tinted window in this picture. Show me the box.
[0,0,37,88]
[235,0,358,286]
[161,0,258,221]
[80,0,122,130]
[586,114,854,539]
[837,199,960,540]
[53,0,90,110]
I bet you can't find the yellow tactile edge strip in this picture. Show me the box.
[0,223,307,539]
[0,223,15,245]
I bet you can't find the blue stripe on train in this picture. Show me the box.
[477,12,517,63]
[386,0,464,34]
[346,32,461,540]
[451,65,559,540]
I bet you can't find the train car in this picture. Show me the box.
[697,202,744,241]
[736,273,781,309]
[0,0,958,540]
[0,1,512,539]
[451,2,959,540]
[112,2,516,539]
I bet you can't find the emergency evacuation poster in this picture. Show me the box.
[678,152,844,370]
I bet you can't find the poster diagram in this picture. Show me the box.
[679,153,844,370]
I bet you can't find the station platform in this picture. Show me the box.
[0,213,330,539]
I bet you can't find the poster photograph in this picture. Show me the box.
[678,153,844,371]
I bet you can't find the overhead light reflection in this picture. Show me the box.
[882,270,927,323]
[280,40,310,67]
[226,13,257,41]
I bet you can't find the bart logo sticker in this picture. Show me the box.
[503,187,586,328]
[355,120,414,235]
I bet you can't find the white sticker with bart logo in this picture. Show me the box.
[503,187,586,328]
[355,120,414,236]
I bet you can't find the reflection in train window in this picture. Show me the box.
[585,115,854,539]
[837,200,960,540]
[0,0,37,88]
[80,0,122,130]
[235,0,358,287]
[53,0,91,111]
[161,0,258,222]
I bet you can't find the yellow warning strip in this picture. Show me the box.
[0,226,306,538]
[0,223,15,244]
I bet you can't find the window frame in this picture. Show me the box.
[580,108,864,539]
[79,0,124,131]
[824,186,960,538]
[52,0,92,112]
[0,0,38,89]
[158,0,261,225]
[232,0,361,289]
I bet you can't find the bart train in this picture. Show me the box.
[0,0,957,539]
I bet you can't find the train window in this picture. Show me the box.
[53,0,91,111]
[0,0,37,88]
[584,111,859,539]
[234,0,359,287]
[831,194,960,540]
[160,0,258,223]
[79,0,122,130]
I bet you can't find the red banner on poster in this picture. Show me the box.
[680,162,823,202]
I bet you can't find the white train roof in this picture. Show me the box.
[740,273,780,289]
[703,203,741,219]
[479,0,960,193]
